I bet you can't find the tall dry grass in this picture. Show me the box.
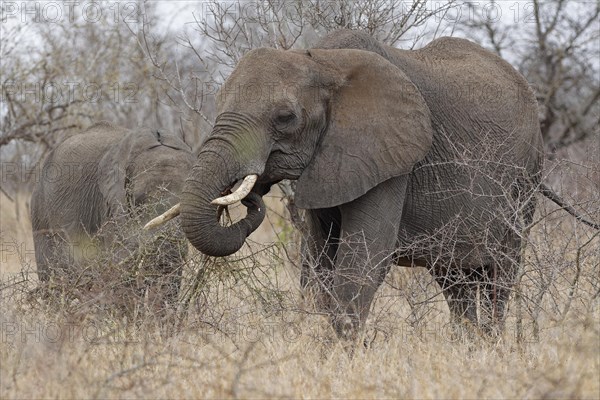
[1,188,599,399]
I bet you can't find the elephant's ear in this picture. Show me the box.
[98,135,135,218]
[295,49,433,209]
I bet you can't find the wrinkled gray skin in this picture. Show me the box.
[180,30,544,339]
[31,122,195,310]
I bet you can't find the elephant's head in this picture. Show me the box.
[180,48,433,256]
[99,128,195,221]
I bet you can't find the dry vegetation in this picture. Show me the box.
[1,185,599,399]
[1,1,599,399]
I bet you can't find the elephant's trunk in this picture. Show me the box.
[180,116,268,257]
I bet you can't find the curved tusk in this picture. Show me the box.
[211,174,258,206]
[144,203,180,230]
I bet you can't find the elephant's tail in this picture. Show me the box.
[539,183,600,230]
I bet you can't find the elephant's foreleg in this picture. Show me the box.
[141,263,183,316]
[139,238,186,316]
[331,176,408,341]
[33,231,52,282]
[33,229,71,283]
[300,208,341,312]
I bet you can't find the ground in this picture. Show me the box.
[1,190,599,399]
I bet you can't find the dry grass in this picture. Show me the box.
[1,190,599,399]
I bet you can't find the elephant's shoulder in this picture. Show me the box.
[425,36,479,48]
[314,29,391,59]
[48,124,125,163]
[418,36,494,61]
[89,120,116,129]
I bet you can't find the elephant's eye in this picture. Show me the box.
[274,111,296,126]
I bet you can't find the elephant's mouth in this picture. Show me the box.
[255,150,305,188]
[218,180,237,197]
[251,181,274,197]
[210,174,257,204]
[208,173,262,225]
[214,178,257,221]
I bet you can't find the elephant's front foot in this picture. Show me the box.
[478,319,504,341]
[330,312,361,343]
[300,282,333,315]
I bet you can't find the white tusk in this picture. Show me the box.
[144,203,180,230]
[211,174,258,206]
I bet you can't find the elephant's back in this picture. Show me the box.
[42,122,131,187]
[52,122,127,162]
[392,37,542,169]
[33,123,126,234]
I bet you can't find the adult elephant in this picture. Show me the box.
[155,30,596,339]
[31,122,195,312]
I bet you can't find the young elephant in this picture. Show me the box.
[30,122,195,312]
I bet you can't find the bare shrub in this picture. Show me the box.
[2,185,599,397]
